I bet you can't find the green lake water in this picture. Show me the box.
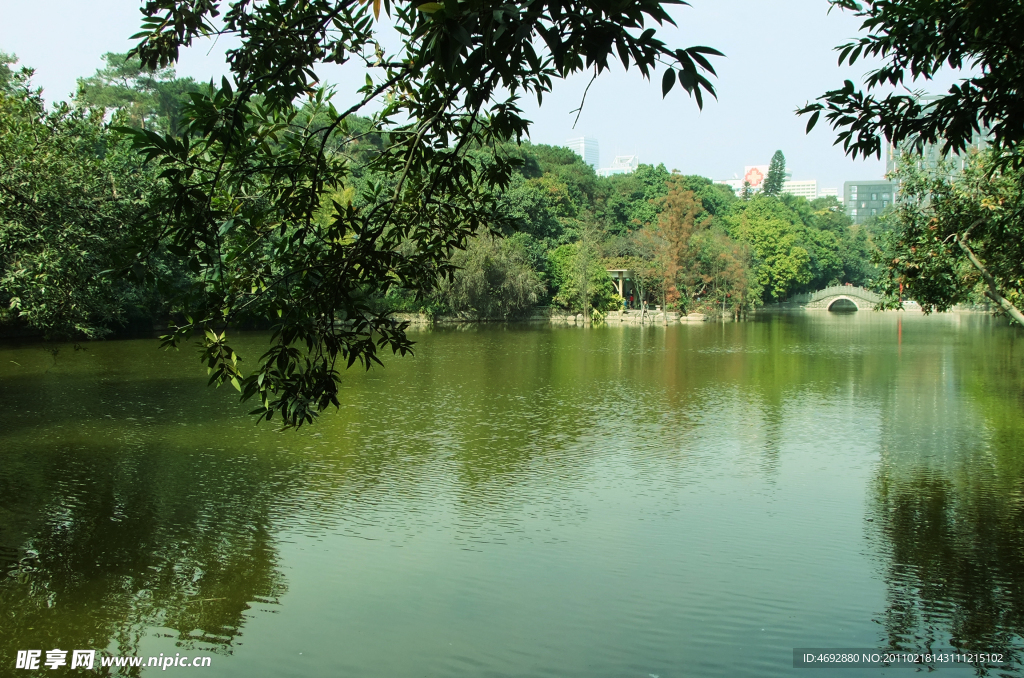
[1,313,1023,676]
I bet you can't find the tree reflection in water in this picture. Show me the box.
[0,439,287,664]
[870,469,1024,665]
[868,320,1024,673]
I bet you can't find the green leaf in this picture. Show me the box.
[662,68,676,96]
[805,110,820,133]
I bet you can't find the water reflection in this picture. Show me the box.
[0,342,293,667]
[0,438,287,664]
[0,313,1022,677]
[868,318,1024,670]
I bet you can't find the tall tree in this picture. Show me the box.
[656,183,706,310]
[761,150,786,197]
[0,65,159,338]
[723,195,811,301]
[77,53,202,135]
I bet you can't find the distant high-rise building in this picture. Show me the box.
[566,137,600,169]
[844,180,896,224]
[819,187,839,198]
[597,155,640,177]
[884,95,990,178]
[782,180,817,200]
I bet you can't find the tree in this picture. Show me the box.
[722,196,811,301]
[761,150,785,197]
[0,52,17,91]
[798,0,1024,162]
[644,179,752,314]
[434,228,545,320]
[875,149,1024,324]
[549,242,614,315]
[121,0,724,427]
[654,182,706,310]
[0,64,161,339]
[691,227,754,315]
[77,53,202,135]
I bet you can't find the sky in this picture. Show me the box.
[0,0,969,192]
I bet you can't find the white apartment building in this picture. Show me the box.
[715,176,819,199]
[565,137,600,169]
[782,180,817,200]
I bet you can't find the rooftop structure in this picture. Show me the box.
[597,155,640,177]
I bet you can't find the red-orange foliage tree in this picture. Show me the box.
[640,177,752,314]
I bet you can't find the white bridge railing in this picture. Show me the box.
[807,285,880,303]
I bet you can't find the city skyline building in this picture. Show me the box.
[565,137,600,169]
[781,180,817,200]
[884,96,991,179]
[844,180,896,224]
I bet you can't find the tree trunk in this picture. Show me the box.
[956,233,1024,326]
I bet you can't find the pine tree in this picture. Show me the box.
[762,150,786,197]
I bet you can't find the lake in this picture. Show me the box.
[1,313,1023,676]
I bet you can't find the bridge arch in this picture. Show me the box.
[798,285,881,311]
[827,296,860,311]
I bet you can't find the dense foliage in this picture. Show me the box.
[77,53,203,135]
[799,0,1024,323]
[875,149,1024,324]
[1,36,879,423]
[0,57,164,339]
[107,0,730,427]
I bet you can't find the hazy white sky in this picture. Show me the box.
[0,0,968,190]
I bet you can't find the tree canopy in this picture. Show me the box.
[115,0,724,426]
[0,58,162,339]
[76,53,202,135]
[797,0,1024,323]
[1,21,886,426]
[799,0,1024,162]
[876,150,1024,324]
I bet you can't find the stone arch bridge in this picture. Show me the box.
[799,285,881,311]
